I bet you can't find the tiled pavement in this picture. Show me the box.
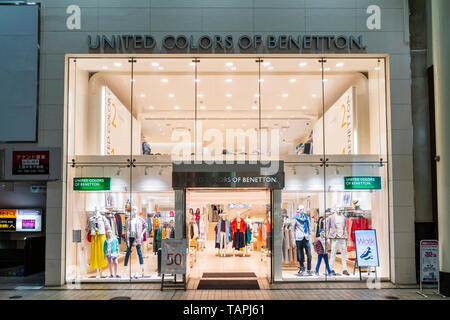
[0,281,447,300]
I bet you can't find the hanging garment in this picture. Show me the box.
[232,230,246,250]
[215,218,231,245]
[315,216,325,237]
[246,225,252,245]
[115,214,123,244]
[350,216,370,243]
[89,234,108,269]
[282,225,290,263]
[230,217,247,234]
[257,224,263,243]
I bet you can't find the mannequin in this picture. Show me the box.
[291,205,312,276]
[104,230,120,278]
[123,206,148,278]
[188,208,195,239]
[86,208,110,278]
[215,213,230,256]
[326,209,349,276]
[231,215,247,256]
[195,208,201,235]
[314,231,332,276]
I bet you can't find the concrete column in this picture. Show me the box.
[272,189,282,282]
[431,0,450,296]
[175,189,186,240]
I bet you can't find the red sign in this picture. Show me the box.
[12,151,49,175]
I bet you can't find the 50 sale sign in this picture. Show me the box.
[161,239,187,275]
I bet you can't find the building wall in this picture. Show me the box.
[0,0,416,285]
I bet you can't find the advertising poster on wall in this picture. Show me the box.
[12,150,50,175]
[0,209,42,232]
[354,229,379,267]
[419,240,439,283]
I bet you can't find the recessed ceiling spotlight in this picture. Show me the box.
[375,66,381,70]
[282,93,288,98]
[225,62,233,67]
[276,105,282,110]
[254,93,260,98]
[299,62,307,67]
[113,62,122,67]
[226,78,232,83]
[102,66,108,70]
[226,93,232,98]
[148,106,154,110]
[301,106,308,110]
[320,67,331,71]
[158,66,164,70]
[289,78,296,83]
[336,62,344,67]
[226,106,232,110]
[189,62,195,66]
[200,106,206,110]
[231,66,237,71]
[263,61,271,66]
[151,62,159,67]
[140,94,146,98]
[197,93,204,98]
[251,106,258,110]
[268,66,274,70]
[169,93,175,98]
[131,78,136,82]
[312,94,317,97]
[322,78,328,82]
[259,79,264,82]
[195,79,200,83]
[174,106,180,110]
[161,78,168,83]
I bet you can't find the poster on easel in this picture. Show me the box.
[354,229,379,267]
[419,240,439,283]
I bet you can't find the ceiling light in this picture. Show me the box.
[189,62,195,66]
[282,93,288,98]
[323,78,328,82]
[312,94,317,97]
[151,62,159,67]
[195,79,200,83]
[231,66,237,71]
[375,66,381,70]
[197,94,204,98]
[259,79,264,82]
[263,61,271,66]
[158,66,164,70]
[254,93,260,98]
[226,93,232,98]
[140,94,146,98]
[200,106,206,110]
[131,78,136,82]
[113,62,122,67]
[102,66,108,70]
[251,106,258,110]
[299,62,307,67]
[320,67,331,71]
[336,62,344,67]
[174,106,180,110]
[225,62,233,67]
[169,93,175,98]
[301,106,308,110]
[226,106,232,110]
[276,106,282,110]
[148,106,154,110]
[289,78,296,83]
[268,66,274,70]
[226,78,232,83]
[161,78,168,83]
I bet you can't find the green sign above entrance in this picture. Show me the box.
[73,178,111,191]
[344,176,381,190]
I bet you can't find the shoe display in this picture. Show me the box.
[343,270,350,276]
[315,272,320,276]
[331,270,336,276]
[307,270,312,276]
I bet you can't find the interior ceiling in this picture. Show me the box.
[76,57,380,145]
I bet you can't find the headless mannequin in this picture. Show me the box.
[104,230,119,278]
[329,209,349,275]
[218,214,227,256]
[123,207,147,278]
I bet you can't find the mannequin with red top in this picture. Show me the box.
[230,216,247,256]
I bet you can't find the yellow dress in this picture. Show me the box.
[90,234,107,269]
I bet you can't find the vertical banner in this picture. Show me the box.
[161,239,187,274]
[419,240,439,283]
[355,229,380,267]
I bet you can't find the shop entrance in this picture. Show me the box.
[185,189,272,289]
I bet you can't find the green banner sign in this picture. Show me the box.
[73,178,111,191]
[344,176,381,190]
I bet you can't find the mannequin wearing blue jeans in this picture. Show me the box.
[124,237,144,266]
[296,238,312,272]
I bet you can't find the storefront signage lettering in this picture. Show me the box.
[88,34,365,51]
[344,176,381,190]
[172,171,284,189]
[12,150,50,175]
[73,178,111,191]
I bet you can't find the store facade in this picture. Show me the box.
[0,1,416,286]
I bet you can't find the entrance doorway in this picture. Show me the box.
[185,189,271,289]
